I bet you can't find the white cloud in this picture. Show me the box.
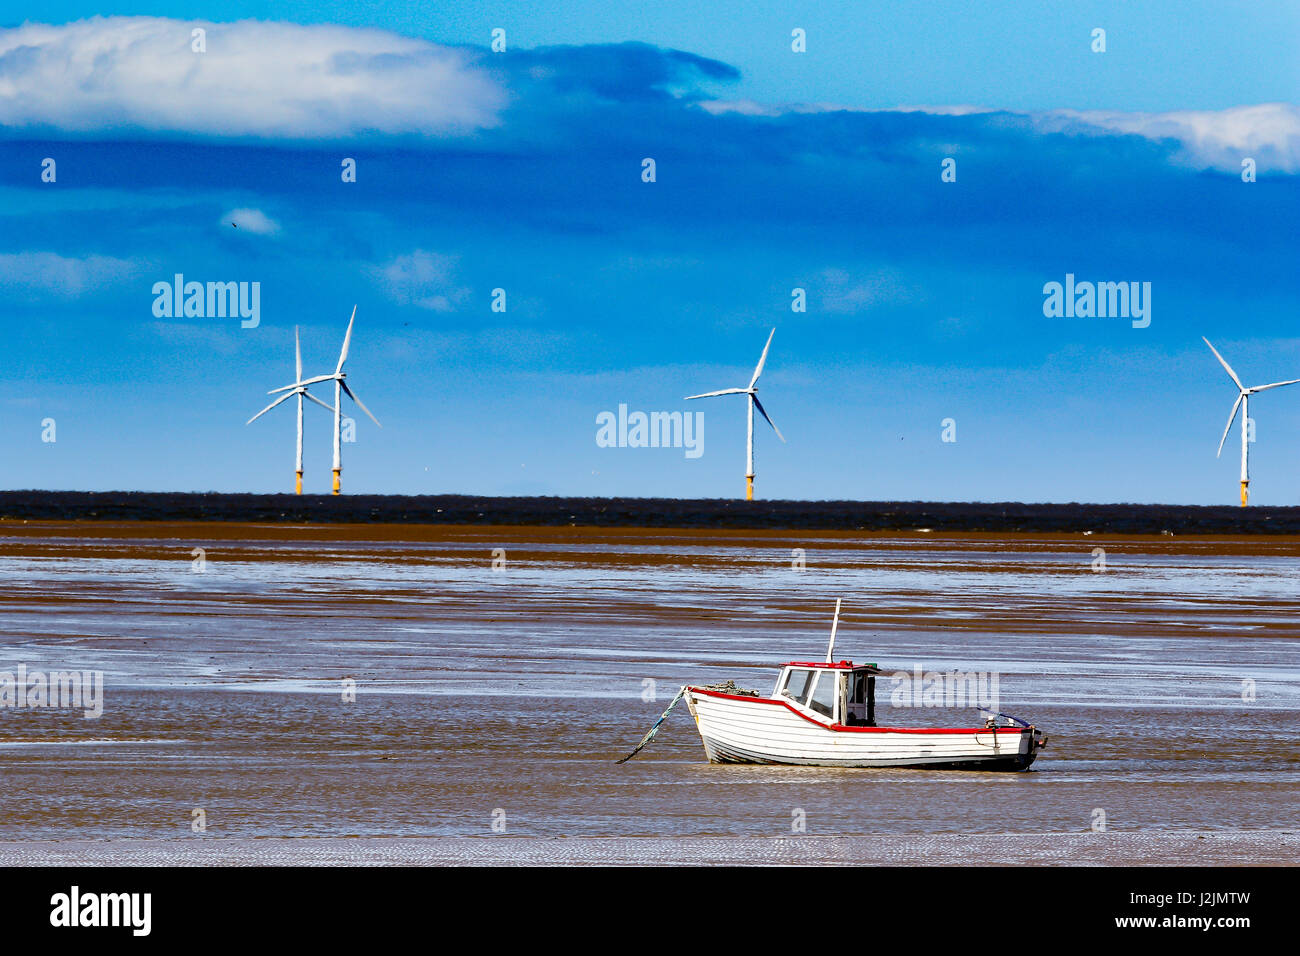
[0,251,143,299]
[369,250,470,312]
[886,104,999,117]
[701,98,1300,173]
[1035,103,1300,173]
[222,208,280,234]
[698,99,873,118]
[699,99,996,118]
[0,17,504,139]
[2,18,1293,175]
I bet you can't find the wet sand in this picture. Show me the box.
[4,831,1297,866]
[1,521,1297,864]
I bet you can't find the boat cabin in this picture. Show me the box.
[774,661,882,726]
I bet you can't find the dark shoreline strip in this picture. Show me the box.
[2,491,1299,534]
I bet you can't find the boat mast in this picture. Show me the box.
[825,598,842,663]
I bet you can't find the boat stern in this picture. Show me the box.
[1025,724,1049,768]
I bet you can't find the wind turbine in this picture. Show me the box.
[268,306,381,495]
[686,327,785,501]
[1203,336,1300,506]
[247,326,333,494]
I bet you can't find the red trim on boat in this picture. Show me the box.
[783,661,856,670]
[688,686,1026,735]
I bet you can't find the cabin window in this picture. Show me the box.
[845,671,876,726]
[781,669,815,702]
[808,671,837,719]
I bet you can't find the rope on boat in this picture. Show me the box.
[615,681,760,764]
[615,685,688,764]
[977,707,1031,729]
[974,707,1036,750]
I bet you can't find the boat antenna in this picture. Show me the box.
[825,598,842,663]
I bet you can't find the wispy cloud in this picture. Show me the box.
[818,267,922,314]
[3,18,1293,179]
[698,100,997,118]
[222,208,280,235]
[368,250,470,312]
[0,17,505,140]
[1034,103,1300,173]
[0,251,144,299]
[701,99,1300,173]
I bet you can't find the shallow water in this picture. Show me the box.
[0,523,1297,848]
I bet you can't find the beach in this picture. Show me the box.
[1,521,1297,864]
[4,832,1297,867]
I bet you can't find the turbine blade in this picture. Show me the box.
[748,327,776,388]
[295,326,302,381]
[1216,393,1243,457]
[246,391,294,425]
[752,394,785,442]
[684,387,747,400]
[1249,378,1300,393]
[269,373,335,394]
[304,391,335,413]
[336,305,357,374]
[340,380,381,427]
[1203,337,1244,391]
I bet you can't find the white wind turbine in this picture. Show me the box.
[1204,336,1300,507]
[268,307,381,495]
[247,326,334,494]
[686,328,785,501]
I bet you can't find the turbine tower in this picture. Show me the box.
[247,326,332,494]
[267,307,381,495]
[1203,336,1300,506]
[686,327,785,501]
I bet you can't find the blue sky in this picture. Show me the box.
[1,5,1298,502]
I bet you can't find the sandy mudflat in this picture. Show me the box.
[2,521,1297,865]
[3,831,1297,867]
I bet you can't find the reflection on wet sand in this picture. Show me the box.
[1,522,1297,863]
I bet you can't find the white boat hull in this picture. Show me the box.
[684,686,1042,771]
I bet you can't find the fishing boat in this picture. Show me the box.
[619,600,1047,771]
[683,665,1045,770]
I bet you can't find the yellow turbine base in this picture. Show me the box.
[332,469,341,496]
[1240,481,1249,507]
[295,472,303,496]
[745,475,754,501]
